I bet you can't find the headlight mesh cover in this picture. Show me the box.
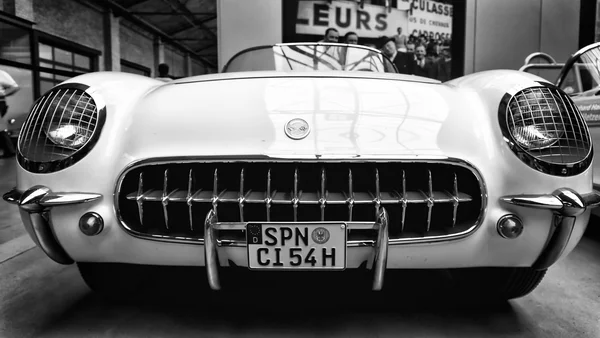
[18,84,103,173]
[502,86,592,175]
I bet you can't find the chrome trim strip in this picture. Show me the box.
[113,157,488,246]
[499,194,563,210]
[523,52,558,66]
[2,186,102,265]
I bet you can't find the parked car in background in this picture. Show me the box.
[4,43,600,301]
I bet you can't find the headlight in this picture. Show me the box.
[17,83,105,173]
[499,85,592,176]
[46,121,93,150]
[508,90,565,150]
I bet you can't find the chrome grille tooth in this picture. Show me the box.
[426,170,434,232]
[239,168,245,222]
[212,168,219,215]
[161,169,170,230]
[187,169,194,231]
[348,168,354,222]
[320,167,327,221]
[401,170,406,232]
[293,167,299,222]
[136,172,144,226]
[452,173,459,227]
[374,168,381,218]
[266,168,272,222]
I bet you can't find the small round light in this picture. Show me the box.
[79,212,104,236]
[497,215,523,239]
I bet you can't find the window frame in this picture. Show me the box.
[120,59,151,77]
[0,14,100,99]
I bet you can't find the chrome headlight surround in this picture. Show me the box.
[498,83,592,176]
[17,83,106,173]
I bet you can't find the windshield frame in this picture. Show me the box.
[222,42,399,74]
[556,41,600,89]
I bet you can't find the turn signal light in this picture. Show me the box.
[79,212,104,236]
[497,214,523,239]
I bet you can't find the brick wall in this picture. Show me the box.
[32,0,105,69]
[120,20,155,75]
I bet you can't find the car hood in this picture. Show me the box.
[120,74,497,161]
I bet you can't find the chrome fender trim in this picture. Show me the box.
[500,188,600,270]
[2,186,102,264]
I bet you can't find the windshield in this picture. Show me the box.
[223,43,397,74]
[558,46,600,96]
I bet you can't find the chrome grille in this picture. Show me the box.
[506,87,591,164]
[117,161,484,242]
[19,87,98,161]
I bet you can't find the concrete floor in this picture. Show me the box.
[1,156,600,337]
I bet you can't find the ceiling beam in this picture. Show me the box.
[195,43,217,53]
[96,0,216,69]
[160,0,217,40]
[167,15,217,36]
[123,0,153,8]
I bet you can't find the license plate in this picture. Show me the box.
[247,223,347,270]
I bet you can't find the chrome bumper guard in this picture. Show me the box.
[204,207,390,291]
[5,185,599,287]
[501,188,600,270]
[2,186,102,264]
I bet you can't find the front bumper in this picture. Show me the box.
[4,185,600,290]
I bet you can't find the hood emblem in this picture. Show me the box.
[284,118,310,140]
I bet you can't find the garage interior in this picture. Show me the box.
[1,0,600,337]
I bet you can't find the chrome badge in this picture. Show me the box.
[311,227,330,244]
[284,118,310,140]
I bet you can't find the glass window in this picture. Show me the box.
[35,41,96,95]
[0,21,31,64]
[38,42,93,73]
[38,43,52,61]
[74,54,91,70]
[54,47,72,65]
[0,65,33,136]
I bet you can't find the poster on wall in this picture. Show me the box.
[295,0,452,42]
[403,0,453,41]
[296,0,410,39]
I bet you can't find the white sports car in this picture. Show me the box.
[4,43,600,300]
